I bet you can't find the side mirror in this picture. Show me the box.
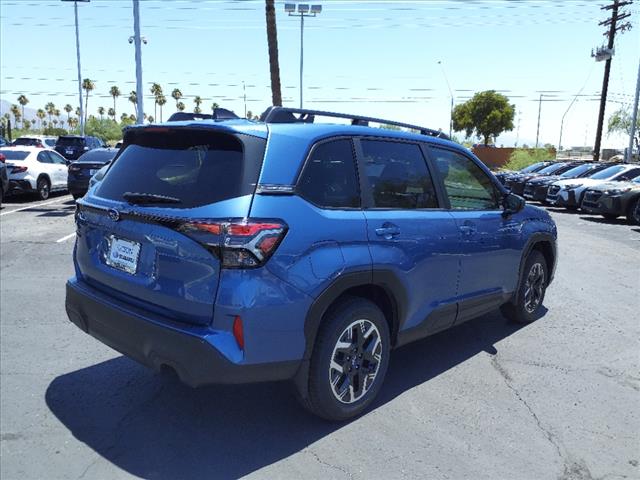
[503,192,525,216]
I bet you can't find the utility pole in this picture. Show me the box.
[535,94,543,148]
[592,0,633,161]
[132,0,144,124]
[628,57,640,162]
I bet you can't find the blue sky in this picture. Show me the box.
[1,0,638,148]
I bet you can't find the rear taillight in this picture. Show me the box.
[69,164,81,172]
[11,166,27,173]
[178,219,287,269]
[0,154,5,163]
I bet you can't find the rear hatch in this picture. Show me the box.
[56,137,86,159]
[75,126,266,325]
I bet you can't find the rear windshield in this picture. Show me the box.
[77,149,117,164]
[44,139,56,147]
[589,165,626,180]
[0,150,29,160]
[13,138,40,146]
[560,164,591,178]
[57,137,84,146]
[96,129,263,208]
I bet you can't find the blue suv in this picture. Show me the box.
[65,107,557,420]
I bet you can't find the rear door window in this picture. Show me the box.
[360,140,438,209]
[96,129,264,208]
[37,152,51,164]
[0,150,29,161]
[297,139,360,208]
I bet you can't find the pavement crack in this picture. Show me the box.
[306,448,354,479]
[490,355,564,460]
[76,454,101,480]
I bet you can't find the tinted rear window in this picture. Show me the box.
[13,138,40,146]
[77,149,117,164]
[96,129,263,208]
[57,137,84,146]
[0,150,29,160]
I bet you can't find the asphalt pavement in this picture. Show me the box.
[0,193,638,480]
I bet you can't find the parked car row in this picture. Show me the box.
[498,161,640,224]
[0,137,118,202]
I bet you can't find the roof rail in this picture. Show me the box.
[259,106,450,140]
[167,108,239,122]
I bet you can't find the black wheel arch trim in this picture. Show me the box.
[514,232,557,305]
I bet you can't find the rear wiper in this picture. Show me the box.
[123,192,181,205]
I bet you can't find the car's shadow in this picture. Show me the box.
[3,191,69,205]
[579,215,630,226]
[46,310,531,479]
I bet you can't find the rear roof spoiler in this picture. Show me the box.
[167,108,240,122]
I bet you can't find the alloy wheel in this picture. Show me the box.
[523,262,545,313]
[329,319,383,404]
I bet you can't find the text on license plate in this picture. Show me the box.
[106,237,140,274]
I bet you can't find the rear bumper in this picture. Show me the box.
[67,178,89,196]
[8,179,35,193]
[65,278,300,386]
[523,185,549,202]
[581,195,623,216]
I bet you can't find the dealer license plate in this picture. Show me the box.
[106,236,140,274]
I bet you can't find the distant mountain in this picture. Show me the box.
[0,99,39,123]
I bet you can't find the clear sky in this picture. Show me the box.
[1,0,638,149]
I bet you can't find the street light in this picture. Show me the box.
[285,3,322,108]
[61,0,90,136]
[437,60,454,138]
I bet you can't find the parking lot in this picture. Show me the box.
[0,193,638,480]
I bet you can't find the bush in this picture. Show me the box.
[83,117,124,143]
[503,148,556,171]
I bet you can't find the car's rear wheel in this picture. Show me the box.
[36,177,50,201]
[626,197,640,225]
[501,250,548,324]
[299,297,390,421]
[602,213,618,221]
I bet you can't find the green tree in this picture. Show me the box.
[193,96,202,114]
[108,107,116,121]
[120,113,129,122]
[211,102,220,112]
[17,94,29,128]
[608,106,640,149]
[82,78,95,124]
[109,85,120,119]
[171,88,183,109]
[265,0,282,106]
[97,106,105,120]
[23,119,31,131]
[64,104,73,124]
[176,101,185,112]
[150,82,163,120]
[36,109,46,129]
[147,115,155,123]
[45,102,55,124]
[83,116,124,142]
[54,109,61,128]
[156,94,167,122]
[452,90,515,146]
[128,90,137,114]
[10,104,21,127]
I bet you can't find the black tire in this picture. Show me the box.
[602,213,618,221]
[626,197,640,225]
[298,297,391,421]
[36,177,50,201]
[566,205,579,211]
[501,250,548,324]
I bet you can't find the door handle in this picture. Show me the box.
[375,223,400,239]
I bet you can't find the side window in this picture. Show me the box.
[297,139,360,209]
[48,151,66,164]
[618,168,640,181]
[36,152,51,164]
[361,140,437,209]
[431,148,500,210]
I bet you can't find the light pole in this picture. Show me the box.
[285,3,322,108]
[437,60,454,138]
[61,0,89,136]
[627,57,640,162]
[131,0,145,125]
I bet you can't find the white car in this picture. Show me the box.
[12,136,58,148]
[0,146,69,200]
[546,163,640,210]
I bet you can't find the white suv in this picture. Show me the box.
[0,146,69,200]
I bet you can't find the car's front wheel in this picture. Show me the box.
[627,197,640,225]
[501,250,548,324]
[300,297,390,421]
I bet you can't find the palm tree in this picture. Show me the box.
[156,95,167,122]
[147,115,155,123]
[82,78,95,124]
[64,104,73,124]
[150,83,162,120]
[171,88,183,110]
[36,109,46,129]
[10,104,21,127]
[53,119,59,129]
[97,106,105,120]
[176,101,185,112]
[75,106,81,117]
[108,107,115,121]
[265,0,282,106]
[211,102,219,113]
[68,117,78,130]
[120,113,129,123]
[54,109,62,129]
[23,119,31,131]
[193,96,202,114]
[44,102,55,124]
[109,85,120,119]
[17,95,29,128]
[128,90,137,113]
